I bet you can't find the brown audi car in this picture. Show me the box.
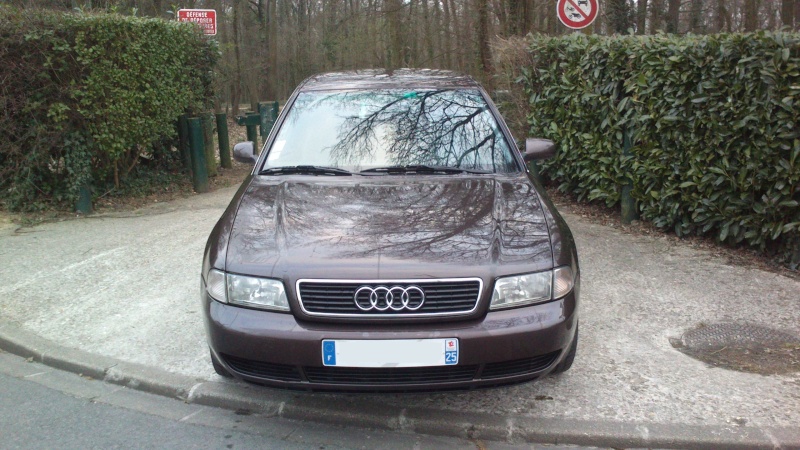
[202,69,579,391]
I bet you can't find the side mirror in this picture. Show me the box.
[233,141,257,165]
[524,138,556,161]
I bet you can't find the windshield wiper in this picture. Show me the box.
[259,165,352,176]
[360,165,491,175]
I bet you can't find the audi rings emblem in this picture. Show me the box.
[354,285,425,312]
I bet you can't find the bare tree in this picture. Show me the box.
[477,0,493,88]
[781,0,796,27]
[689,0,706,32]
[744,0,762,30]
[636,0,649,34]
[650,0,665,31]
[715,0,732,31]
[608,0,632,33]
[665,0,680,32]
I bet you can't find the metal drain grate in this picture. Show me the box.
[682,323,800,350]
[674,323,800,375]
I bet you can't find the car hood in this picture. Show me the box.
[225,175,553,280]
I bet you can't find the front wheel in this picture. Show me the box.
[551,324,578,374]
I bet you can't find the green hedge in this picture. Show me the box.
[518,32,800,264]
[0,8,217,210]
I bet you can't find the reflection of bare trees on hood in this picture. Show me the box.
[230,178,550,266]
[326,90,515,172]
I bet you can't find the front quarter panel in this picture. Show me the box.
[203,175,255,281]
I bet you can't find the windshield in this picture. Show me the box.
[262,89,519,173]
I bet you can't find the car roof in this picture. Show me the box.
[297,69,481,91]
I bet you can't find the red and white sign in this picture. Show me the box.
[557,0,598,30]
[177,9,217,36]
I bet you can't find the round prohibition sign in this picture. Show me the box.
[557,0,598,30]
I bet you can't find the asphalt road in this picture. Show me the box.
[0,351,593,450]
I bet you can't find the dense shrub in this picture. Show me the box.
[0,7,217,210]
[506,32,799,265]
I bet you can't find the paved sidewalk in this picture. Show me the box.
[1,186,798,448]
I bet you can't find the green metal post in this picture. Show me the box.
[245,112,259,151]
[202,113,217,177]
[216,113,232,169]
[188,117,209,193]
[621,129,639,224]
[178,114,191,172]
[75,184,92,214]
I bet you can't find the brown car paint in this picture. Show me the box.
[202,70,579,391]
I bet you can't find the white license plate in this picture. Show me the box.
[321,338,459,367]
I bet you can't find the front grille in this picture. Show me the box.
[303,365,479,384]
[480,351,560,379]
[297,278,482,317]
[221,354,302,381]
[220,352,558,386]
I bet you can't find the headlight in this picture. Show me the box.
[205,270,290,312]
[490,266,574,310]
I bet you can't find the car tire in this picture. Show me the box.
[551,323,578,374]
[210,349,233,378]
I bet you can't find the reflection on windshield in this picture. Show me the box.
[264,89,518,173]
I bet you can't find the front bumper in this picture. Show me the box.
[203,291,578,392]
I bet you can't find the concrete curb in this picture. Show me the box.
[1,321,798,449]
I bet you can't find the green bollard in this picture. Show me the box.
[620,128,639,224]
[202,113,217,177]
[188,117,209,193]
[216,113,232,169]
[246,124,258,149]
[245,112,259,151]
[75,184,92,214]
[178,114,191,172]
[236,113,261,153]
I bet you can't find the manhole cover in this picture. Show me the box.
[672,323,800,375]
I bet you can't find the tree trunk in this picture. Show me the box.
[637,0,648,34]
[432,0,444,65]
[477,0,493,88]
[649,0,663,32]
[781,0,794,28]
[689,0,704,32]
[421,0,435,64]
[665,0,680,33]
[442,0,453,67]
[608,0,631,33]
[768,0,777,29]
[796,0,800,30]
[507,0,522,35]
[231,0,242,117]
[386,0,404,69]
[744,0,761,31]
[715,0,731,31]
[521,0,534,35]
[266,0,277,99]
[408,0,418,66]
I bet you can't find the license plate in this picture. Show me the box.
[321,338,459,367]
